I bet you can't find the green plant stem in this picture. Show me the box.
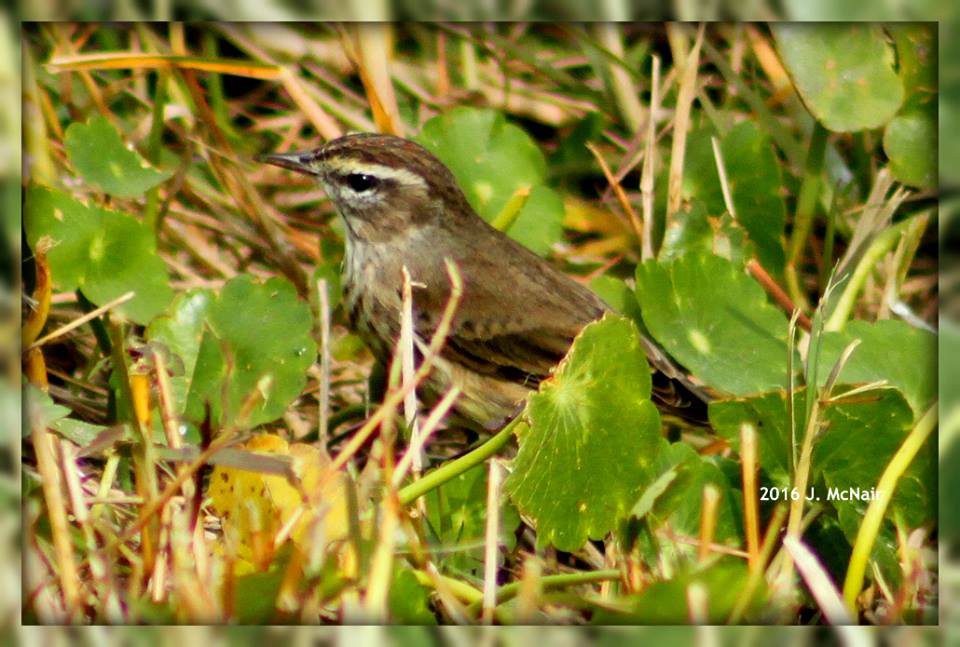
[107,319,160,576]
[817,190,838,292]
[75,290,113,355]
[466,568,621,614]
[842,403,937,614]
[777,386,822,591]
[728,503,788,624]
[490,188,531,232]
[143,69,169,236]
[824,218,912,332]
[412,569,484,605]
[785,122,828,310]
[398,416,524,506]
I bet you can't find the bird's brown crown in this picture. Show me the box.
[261,133,475,239]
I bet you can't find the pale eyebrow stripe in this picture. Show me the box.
[325,158,428,190]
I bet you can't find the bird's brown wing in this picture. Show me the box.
[409,227,710,423]
[410,237,606,387]
[441,327,578,387]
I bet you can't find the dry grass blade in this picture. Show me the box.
[712,134,735,219]
[836,170,904,276]
[279,67,344,141]
[391,387,461,488]
[482,460,503,624]
[586,142,644,247]
[22,240,52,348]
[666,23,705,220]
[399,266,422,474]
[25,291,135,351]
[363,494,400,621]
[47,52,283,79]
[748,260,813,331]
[593,24,644,134]
[698,484,720,562]
[728,504,788,623]
[783,537,853,625]
[330,260,463,473]
[342,23,403,136]
[28,417,81,620]
[777,405,821,590]
[687,582,708,623]
[640,54,660,261]
[740,423,761,574]
[108,388,262,552]
[217,22,344,140]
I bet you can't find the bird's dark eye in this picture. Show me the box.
[345,173,378,193]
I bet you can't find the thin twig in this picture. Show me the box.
[399,267,423,475]
[317,278,332,445]
[586,142,644,247]
[482,460,503,624]
[331,260,463,473]
[392,386,461,488]
[25,291,136,351]
[640,55,660,261]
[698,484,720,562]
[29,418,81,618]
[747,260,813,331]
[740,423,761,574]
[784,537,853,625]
[666,23,705,220]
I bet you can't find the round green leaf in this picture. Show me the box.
[589,275,643,324]
[883,111,937,188]
[506,185,565,257]
[680,124,784,271]
[504,314,665,552]
[888,24,936,107]
[773,24,904,132]
[146,289,215,428]
[146,289,214,380]
[184,275,317,429]
[717,122,785,272]
[659,201,755,268]
[24,185,173,324]
[640,442,741,545]
[415,107,563,255]
[708,391,797,487]
[232,567,284,623]
[635,253,792,396]
[65,115,172,197]
[818,319,937,417]
[710,386,918,496]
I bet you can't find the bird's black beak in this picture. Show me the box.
[255,150,321,176]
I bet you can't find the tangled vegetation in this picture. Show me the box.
[22,23,937,624]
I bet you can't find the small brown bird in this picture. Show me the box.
[259,133,706,428]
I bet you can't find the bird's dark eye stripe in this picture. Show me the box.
[343,172,379,193]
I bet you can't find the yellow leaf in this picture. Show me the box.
[207,435,351,571]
